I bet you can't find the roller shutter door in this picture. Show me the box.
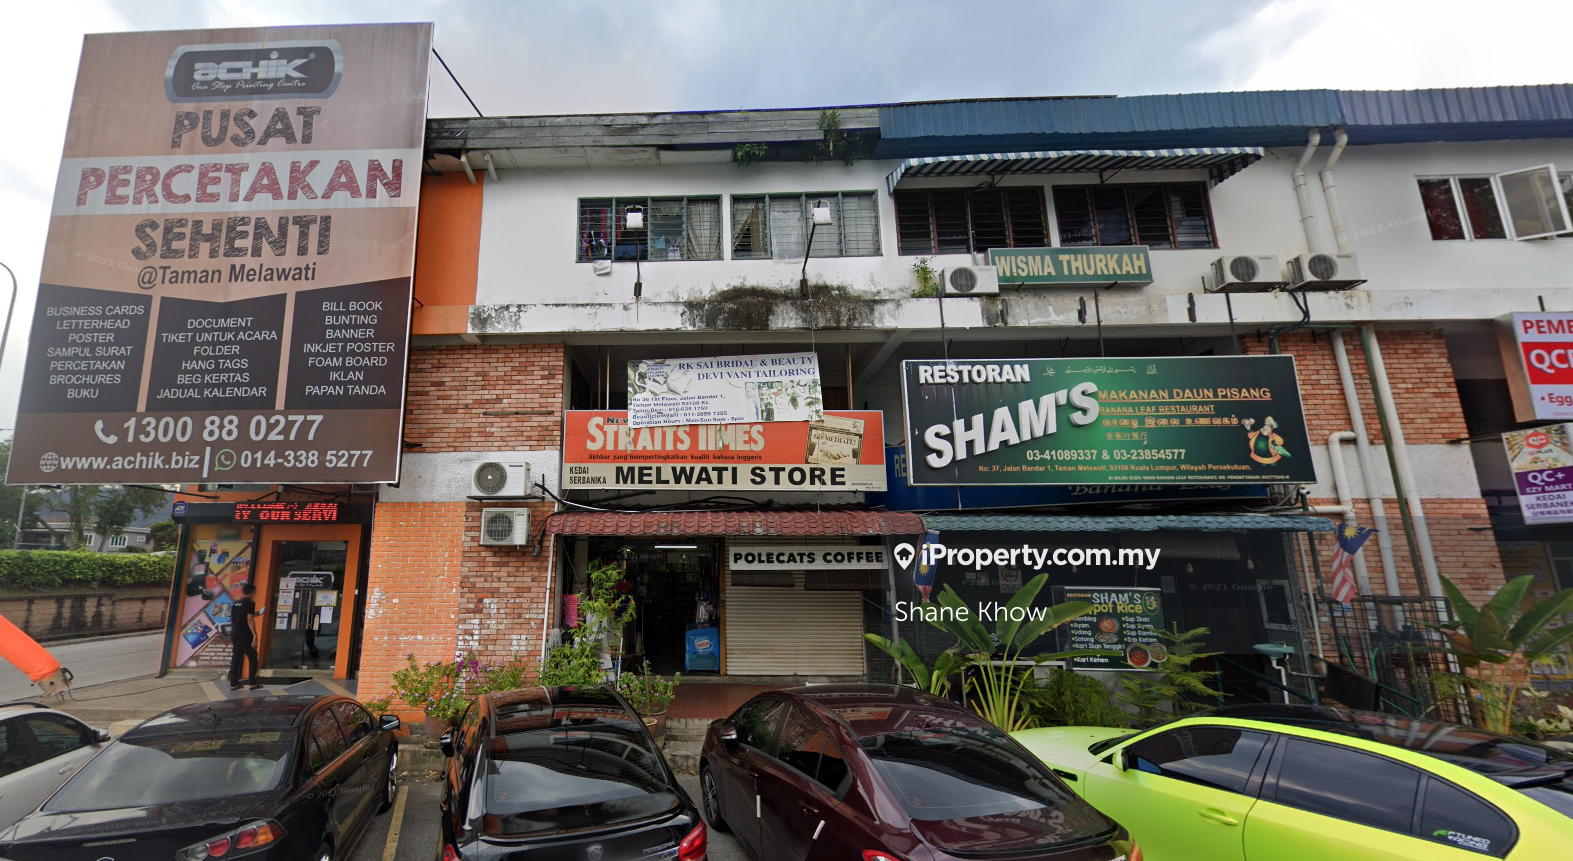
[724,577,865,676]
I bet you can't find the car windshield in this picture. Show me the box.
[860,724,1111,848]
[1520,779,1573,822]
[483,704,676,838]
[45,730,293,811]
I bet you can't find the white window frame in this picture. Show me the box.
[729,191,882,260]
[108,534,128,549]
[1417,175,1509,242]
[1493,163,1573,241]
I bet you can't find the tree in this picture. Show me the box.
[92,486,170,541]
[148,520,179,551]
[0,439,45,548]
[1435,575,1573,734]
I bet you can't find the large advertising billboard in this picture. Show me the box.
[901,355,1315,485]
[5,24,433,485]
[1504,424,1573,525]
[563,410,887,491]
[1510,312,1573,420]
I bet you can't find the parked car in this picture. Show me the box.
[700,683,1139,861]
[1012,703,1573,860]
[436,685,706,861]
[0,703,113,830]
[0,694,400,861]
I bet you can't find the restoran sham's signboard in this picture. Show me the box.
[5,24,432,486]
[1511,313,1573,420]
[562,410,886,491]
[901,355,1315,486]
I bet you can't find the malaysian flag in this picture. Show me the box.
[1329,524,1377,605]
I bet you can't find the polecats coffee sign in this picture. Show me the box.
[901,356,1315,485]
[5,24,432,485]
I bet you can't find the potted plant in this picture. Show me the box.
[391,654,465,739]
[618,661,679,743]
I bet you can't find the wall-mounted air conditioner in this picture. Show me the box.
[1286,253,1365,291]
[471,460,531,498]
[943,265,1000,296]
[1207,255,1286,293]
[479,508,531,546]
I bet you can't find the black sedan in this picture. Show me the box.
[437,685,707,860]
[0,694,400,861]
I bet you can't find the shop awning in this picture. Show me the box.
[918,513,1335,533]
[544,509,924,538]
[884,147,1264,193]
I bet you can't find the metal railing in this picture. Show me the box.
[1327,595,1461,722]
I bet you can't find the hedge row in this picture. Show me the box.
[0,549,176,590]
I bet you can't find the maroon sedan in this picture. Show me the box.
[699,684,1139,861]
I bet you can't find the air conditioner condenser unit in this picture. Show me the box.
[1287,253,1365,291]
[471,461,531,498]
[943,265,1001,296]
[1207,255,1286,293]
[479,508,531,546]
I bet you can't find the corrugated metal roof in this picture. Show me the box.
[885,147,1263,193]
[1338,85,1573,143]
[544,509,924,537]
[919,514,1336,533]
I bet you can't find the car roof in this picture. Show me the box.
[0,702,71,720]
[126,695,332,738]
[770,684,985,738]
[485,685,627,712]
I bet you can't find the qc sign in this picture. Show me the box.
[1512,313,1573,419]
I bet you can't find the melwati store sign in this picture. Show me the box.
[1514,312,1573,420]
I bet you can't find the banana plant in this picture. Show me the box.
[1436,575,1573,734]
[863,634,970,697]
[923,574,1093,732]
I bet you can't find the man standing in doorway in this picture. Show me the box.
[229,583,264,691]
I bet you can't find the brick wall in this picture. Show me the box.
[360,342,567,710]
[402,343,565,452]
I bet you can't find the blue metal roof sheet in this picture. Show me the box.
[919,514,1336,533]
[1337,85,1573,143]
[884,147,1263,193]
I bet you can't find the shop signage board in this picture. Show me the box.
[728,545,888,570]
[5,24,433,486]
[1059,585,1165,670]
[989,246,1153,286]
[562,410,886,491]
[1510,313,1573,420]
[1504,424,1573,524]
[901,355,1314,486]
[627,352,823,428]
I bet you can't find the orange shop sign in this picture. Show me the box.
[562,410,886,491]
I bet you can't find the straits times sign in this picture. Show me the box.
[5,24,432,485]
[900,356,1315,486]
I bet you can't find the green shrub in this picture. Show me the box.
[0,548,174,590]
[1024,668,1131,729]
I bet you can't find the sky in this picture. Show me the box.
[1,0,1571,430]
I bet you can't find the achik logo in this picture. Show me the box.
[166,40,342,103]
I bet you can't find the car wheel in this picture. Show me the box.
[700,765,729,833]
[378,748,398,813]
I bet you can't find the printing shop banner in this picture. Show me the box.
[6,24,432,485]
[901,355,1315,486]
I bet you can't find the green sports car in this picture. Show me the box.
[1012,704,1573,860]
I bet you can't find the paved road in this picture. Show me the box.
[348,772,748,861]
[0,632,163,702]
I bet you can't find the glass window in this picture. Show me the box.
[483,703,675,838]
[308,709,347,772]
[734,698,789,752]
[1051,183,1215,250]
[731,196,770,258]
[1459,178,1508,239]
[776,706,848,791]
[1273,738,1420,834]
[1419,179,1466,240]
[0,720,19,777]
[45,729,294,811]
[21,714,92,762]
[332,702,373,744]
[894,187,1047,255]
[577,197,722,262]
[1126,726,1269,794]
[1419,777,1516,857]
[733,193,879,260]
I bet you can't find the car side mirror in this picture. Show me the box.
[92,728,112,744]
[378,715,402,733]
[439,730,455,759]
[718,722,737,744]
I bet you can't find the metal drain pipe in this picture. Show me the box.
[1361,326,1443,597]
[1331,330,1401,594]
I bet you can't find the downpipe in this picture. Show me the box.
[1292,129,1324,254]
[1330,331,1400,594]
[1320,127,1351,254]
[1361,326,1443,598]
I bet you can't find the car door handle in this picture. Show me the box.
[800,802,819,816]
[57,766,74,775]
[1198,808,1239,826]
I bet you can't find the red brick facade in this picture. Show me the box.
[360,343,566,708]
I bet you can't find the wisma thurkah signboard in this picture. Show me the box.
[6,24,432,486]
[901,356,1315,486]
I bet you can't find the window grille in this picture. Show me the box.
[894,187,1047,255]
[732,192,881,260]
[577,197,721,262]
[1052,182,1216,250]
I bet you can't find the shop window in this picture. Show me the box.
[578,197,722,262]
[731,192,881,259]
[894,187,1048,255]
[1270,738,1420,834]
[1052,182,1216,249]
